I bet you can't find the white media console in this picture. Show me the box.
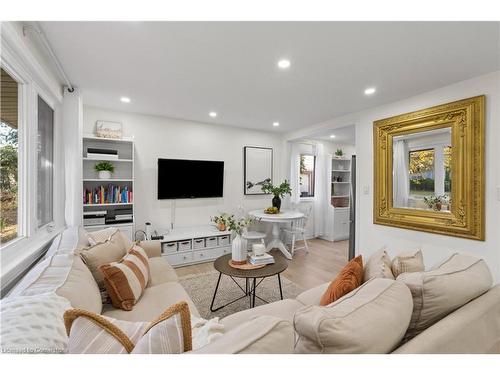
[160,225,232,267]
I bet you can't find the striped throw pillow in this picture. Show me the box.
[63,302,192,354]
[100,245,150,311]
[391,249,424,278]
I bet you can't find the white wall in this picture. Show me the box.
[83,106,284,233]
[285,71,500,281]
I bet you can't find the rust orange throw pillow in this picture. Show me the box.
[319,255,363,306]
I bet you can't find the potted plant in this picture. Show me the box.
[261,180,292,212]
[227,216,254,264]
[335,149,344,158]
[94,161,115,179]
[423,195,449,211]
[211,213,233,231]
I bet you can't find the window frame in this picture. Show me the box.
[0,22,64,290]
[1,61,29,246]
[408,144,452,200]
[35,88,57,232]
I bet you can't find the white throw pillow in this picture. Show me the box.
[293,278,413,354]
[0,293,71,354]
[86,227,119,245]
[397,253,493,341]
[363,247,395,282]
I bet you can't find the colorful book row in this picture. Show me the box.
[83,185,133,205]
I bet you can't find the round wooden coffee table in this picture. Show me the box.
[210,253,288,312]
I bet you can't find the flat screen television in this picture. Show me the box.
[157,158,224,199]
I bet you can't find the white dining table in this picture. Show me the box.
[248,209,305,260]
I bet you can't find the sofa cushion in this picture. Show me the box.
[391,249,424,278]
[78,230,128,291]
[9,228,80,297]
[149,257,179,285]
[100,245,151,311]
[56,255,102,314]
[64,302,192,354]
[296,282,329,306]
[320,255,363,306]
[293,278,413,354]
[397,253,493,341]
[102,281,200,321]
[10,253,74,297]
[137,240,162,258]
[393,285,500,354]
[192,316,294,354]
[0,293,71,354]
[363,247,394,282]
[220,299,304,331]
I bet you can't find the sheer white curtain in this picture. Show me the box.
[62,89,83,226]
[393,139,410,207]
[313,143,328,237]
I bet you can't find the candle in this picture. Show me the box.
[252,243,266,256]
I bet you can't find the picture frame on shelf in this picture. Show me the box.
[95,120,123,139]
[244,146,273,195]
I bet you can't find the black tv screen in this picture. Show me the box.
[157,158,224,199]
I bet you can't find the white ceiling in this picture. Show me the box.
[310,125,356,145]
[40,22,500,132]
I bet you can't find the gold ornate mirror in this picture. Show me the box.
[373,96,485,240]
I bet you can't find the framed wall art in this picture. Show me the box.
[244,146,273,195]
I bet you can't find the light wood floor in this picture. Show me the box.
[175,239,349,290]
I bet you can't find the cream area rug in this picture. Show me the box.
[179,271,304,319]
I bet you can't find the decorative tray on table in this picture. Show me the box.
[228,259,266,270]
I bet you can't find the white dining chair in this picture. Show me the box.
[242,230,266,252]
[282,205,312,256]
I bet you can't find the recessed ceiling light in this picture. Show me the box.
[209,111,217,118]
[273,122,280,127]
[120,97,131,103]
[330,134,336,138]
[364,87,376,95]
[277,59,291,69]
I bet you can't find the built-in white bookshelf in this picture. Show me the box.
[331,158,351,204]
[82,134,135,240]
[331,157,351,241]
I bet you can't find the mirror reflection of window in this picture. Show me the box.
[393,128,452,212]
[409,148,435,199]
[444,146,452,194]
[299,154,315,198]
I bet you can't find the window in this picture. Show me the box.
[444,145,452,193]
[408,145,452,211]
[0,68,20,245]
[299,154,315,198]
[37,96,54,228]
[409,148,435,198]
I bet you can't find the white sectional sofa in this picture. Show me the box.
[2,226,500,354]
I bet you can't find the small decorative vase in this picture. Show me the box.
[231,234,247,264]
[217,222,226,231]
[435,202,442,211]
[272,196,281,211]
[98,170,112,179]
